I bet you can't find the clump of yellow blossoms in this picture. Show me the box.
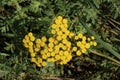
[23,16,97,67]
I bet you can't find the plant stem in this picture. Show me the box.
[89,49,120,66]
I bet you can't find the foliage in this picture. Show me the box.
[0,0,120,80]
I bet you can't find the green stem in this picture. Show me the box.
[89,49,120,66]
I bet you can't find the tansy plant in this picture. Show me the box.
[22,16,97,67]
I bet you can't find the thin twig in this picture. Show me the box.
[110,18,120,25]
[108,20,120,31]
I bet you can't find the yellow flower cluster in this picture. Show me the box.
[22,16,97,67]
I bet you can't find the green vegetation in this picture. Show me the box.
[0,0,120,80]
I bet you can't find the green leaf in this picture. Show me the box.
[0,53,9,56]
[4,42,14,53]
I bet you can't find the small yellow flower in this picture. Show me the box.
[82,36,86,41]
[54,50,59,54]
[62,19,67,24]
[62,45,67,50]
[47,58,52,62]
[28,32,33,37]
[57,16,63,21]
[57,31,63,35]
[62,28,67,32]
[37,57,42,63]
[42,54,47,59]
[90,41,93,45]
[76,50,82,56]
[28,42,33,46]
[54,40,58,45]
[52,24,57,29]
[41,36,47,42]
[93,41,97,46]
[42,61,47,66]
[87,38,91,41]
[25,35,29,40]
[55,55,60,60]
[62,39,68,44]
[75,36,79,40]
[81,48,87,53]
[34,48,40,52]
[36,44,41,48]
[63,51,69,56]
[49,58,55,62]
[58,43,64,48]
[46,52,51,57]
[30,36,35,41]
[56,35,62,41]
[77,41,81,47]
[48,37,54,43]
[66,42,71,48]
[40,50,44,54]
[91,36,95,40]
[31,58,36,62]
[59,50,64,56]
[78,33,83,38]
[36,62,41,67]
[69,32,75,38]
[51,52,55,56]
[30,52,36,57]
[65,30,70,35]
[48,42,54,47]
[22,39,26,43]
[55,19,61,25]
[61,56,66,61]
[85,43,90,49]
[55,27,60,32]
[72,47,77,51]
[64,24,68,28]
[80,44,85,49]
[35,38,41,44]
[44,48,48,53]
[41,42,46,47]
[62,34,67,39]
[62,60,67,64]
[66,55,72,61]
[48,48,53,52]
[82,40,86,44]
[51,29,56,34]
[24,43,29,48]
[29,48,34,53]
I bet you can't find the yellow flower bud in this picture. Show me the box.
[51,29,56,34]
[41,36,47,42]
[72,47,77,51]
